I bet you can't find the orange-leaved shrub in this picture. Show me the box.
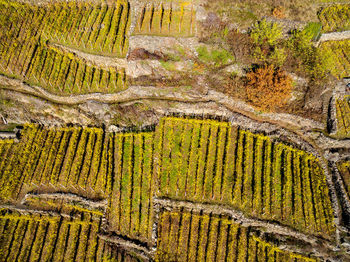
[246,64,292,111]
[272,6,286,19]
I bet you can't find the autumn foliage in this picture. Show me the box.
[272,6,286,19]
[246,65,292,111]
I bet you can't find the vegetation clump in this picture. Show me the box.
[250,19,283,46]
[250,19,286,66]
[196,45,234,67]
[246,64,292,111]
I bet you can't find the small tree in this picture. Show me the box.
[246,65,292,111]
[250,19,284,66]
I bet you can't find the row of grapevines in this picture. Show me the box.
[0,118,336,242]
[319,40,350,79]
[335,96,350,137]
[155,209,317,262]
[0,139,16,199]
[0,125,42,201]
[155,117,335,239]
[318,4,350,32]
[0,126,100,200]
[133,2,195,37]
[336,161,350,199]
[251,236,317,262]
[24,127,109,198]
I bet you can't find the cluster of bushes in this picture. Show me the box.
[248,19,329,79]
[213,18,339,112]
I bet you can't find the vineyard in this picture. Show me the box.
[154,117,335,239]
[0,125,155,245]
[0,0,346,259]
[156,209,317,262]
[4,42,127,94]
[0,0,131,57]
[335,96,350,137]
[0,0,129,94]
[318,4,350,32]
[319,40,350,79]
[133,2,196,37]
[106,132,155,244]
[0,117,338,260]
[0,208,142,261]
[336,161,350,199]
[41,0,131,57]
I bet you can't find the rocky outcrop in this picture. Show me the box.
[317,30,350,46]
[0,131,16,139]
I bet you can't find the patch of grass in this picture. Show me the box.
[0,123,18,132]
[160,60,177,71]
[303,22,322,41]
[176,46,187,57]
[196,46,234,67]
[167,53,181,62]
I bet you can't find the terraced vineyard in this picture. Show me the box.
[156,209,317,262]
[0,0,131,57]
[154,117,335,238]
[0,125,111,201]
[0,0,129,94]
[0,208,142,261]
[0,125,155,245]
[0,117,338,260]
[318,4,350,32]
[9,42,127,94]
[319,40,350,79]
[0,0,346,259]
[335,96,350,137]
[133,2,195,37]
[43,0,131,57]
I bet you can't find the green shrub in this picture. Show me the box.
[250,19,283,46]
[270,47,287,67]
[287,29,332,78]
